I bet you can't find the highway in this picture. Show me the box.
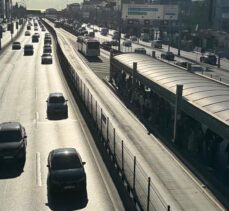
[45,19,226,211]
[88,25,229,84]
[0,21,124,211]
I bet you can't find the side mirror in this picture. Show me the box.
[24,135,27,138]
[82,162,86,165]
[47,164,50,168]
[46,100,48,102]
[65,99,68,102]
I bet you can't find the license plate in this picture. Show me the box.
[64,185,75,190]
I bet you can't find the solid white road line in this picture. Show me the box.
[36,152,42,186]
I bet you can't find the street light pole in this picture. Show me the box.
[118,0,123,52]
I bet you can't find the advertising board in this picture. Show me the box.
[122,4,178,21]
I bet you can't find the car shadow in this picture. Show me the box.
[0,160,25,179]
[47,116,68,121]
[47,189,88,211]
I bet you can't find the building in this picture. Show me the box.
[5,0,12,19]
[0,0,5,19]
[213,0,229,31]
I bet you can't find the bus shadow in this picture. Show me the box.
[47,190,88,211]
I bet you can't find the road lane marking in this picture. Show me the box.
[35,112,39,128]
[36,152,42,186]
[35,87,37,100]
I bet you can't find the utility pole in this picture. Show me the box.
[167,0,172,52]
[118,0,123,52]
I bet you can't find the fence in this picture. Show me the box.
[44,20,171,211]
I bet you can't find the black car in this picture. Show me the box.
[200,53,217,65]
[0,122,27,162]
[47,148,86,194]
[32,34,39,42]
[101,41,112,51]
[24,44,34,55]
[134,48,146,54]
[44,37,52,45]
[46,93,68,118]
[41,53,52,64]
[12,41,21,50]
[161,51,175,61]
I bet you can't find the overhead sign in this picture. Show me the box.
[122,4,178,21]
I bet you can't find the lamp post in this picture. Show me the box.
[118,0,123,52]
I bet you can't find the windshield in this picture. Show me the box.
[0,130,22,142]
[49,96,65,103]
[52,154,81,170]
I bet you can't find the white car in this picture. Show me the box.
[123,40,132,47]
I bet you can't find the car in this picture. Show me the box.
[26,25,31,30]
[130,36,138,42]
[190,64,204,72]
[123,40,132,47]
[151,40,162,49]
[88,31,95,37]
[46,93,68,118]
[110,39,119,46]
[34,32,40,38]
[0,122,27,162]
[134,48,146,54]
[175,60,189,68]
[47,148,86,194]
[41,53,52,64]
[32,34,39,42]
[25,31,31,36]
[24,44,34,55]
[101,41,112,51]
[112,31,119,40]
[12,41,21,50]
[44,37,52,45]
[34,26,38,31]
[45,33,51,38]
[161,51,175,61]
[41,27,46,31]
[200,53,217,65]
[43,45,52,53]
[124,33,130,39]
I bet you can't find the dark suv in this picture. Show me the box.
[47,148,86,194]
[46,93,68,119]
[0,122,27,162]
[161,51,175,61]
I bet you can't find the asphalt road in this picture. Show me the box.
[0,22,124,211]
[87,25,229,84]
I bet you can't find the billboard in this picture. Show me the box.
[122,4,178,21]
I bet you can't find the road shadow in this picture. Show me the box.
[47,189,88,211]
[0,160,25,179]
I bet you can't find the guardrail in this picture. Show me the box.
[43,20,172,211]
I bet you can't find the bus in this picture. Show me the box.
[77,37,100,57]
